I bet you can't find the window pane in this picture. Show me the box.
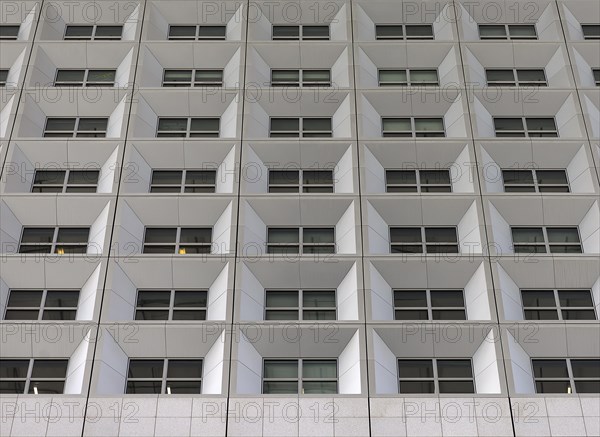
[405,25,433,37]
[264,360,298,378]
[558,290,593,307]
[268,228,299,243]
[164,70,192,83]
[303,381,337,394]
[0,360,30,378]
[87,70,115,83]
[169,26,196,38]
[536,381,570,393]
[414,118,444,131]
[383,118,411,131]
[186,171,216,185]
[302,26,329,38]
[64,26,93,38]
[425,228,457,243]
[526,118,556,131]
[263,381,297,394]
[386,170,416,185]
[410,70,438,83]
[28,381,65,395]
[21,228,54,243]
[521,290,555,307]
[0,25,20,38]
[582,25,600,39]
[45,290,79,307]
[494,118,524,131]
[198,26,226,38]
[94,26,122,38]
[432,309,466,320]
[303,118,332,131]
[546,228,580,243]
[303,290,335,308]
[561,310,596,320]
[56,70,85,82]
[517,70,546,83]
[167,360,202,378]
[145,228,177,243]
[266,291,298,308]
[174,290,207,307]
[479,25,507,37]
[128,360,164,378]
[536,170,568,185]
[400,381,435,393]
[195,70,223,82]
[508,25,536,37]
[571,360,600,378]
[7,290,43,307]
[390,228,421,243]
[56,228,89,243]
[272,70,300,82]
[430,290,464,307]
[486,70,515,82]
[68,170,99,185]
[126,381,161,394]
[272,26,299,38]
[302,70,330,82]
[158,118,187,131]
[303,170,333,185]
[46,118,76,131]
[166,381,201,394]
[31,360,68,378]
[437,360,473,378]
[77,118,107,131]
[303,228,334,244]
[270,170,299,185]
[379,70,407,84]
[136,291,171,307]
[135,310,169,320]
[398,360,433,378]
[438,380,474,394]
[34,170,66,185]
[303,360,337,378]
[152,171,182,185]
[532,360,568,378]
[376,25,403,38]
[525,309,559,320]
[420,170,450,185]
[265,310,299,320]
[574,381,600,393]
[0,381,26,394]
[190,118,219,131]
[503,170,534,185]
[271,118,299,131]
[180,228,212,243]
[394,290,427,307]
[512,228,544,243]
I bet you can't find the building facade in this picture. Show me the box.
[0,0,599,436]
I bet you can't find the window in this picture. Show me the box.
[271,70,331,87]
[135,290,208,321]
[31,169,100,193]
[394,290,466,320]
[378,69,439,86]
[0,69,8,86]
[149,170,216,193]
[479,24,537,40]
[522,289,597,320]
[485,69,547,87]
[3,290,79,321]
[54,69,116,87]
[162,69,223,87]
[265,290,336,320]
[390,227,459,254]
[593,69,600,86]
[268,169,334,193]
[156,117,220,138]
[272,25,329,40]
[19,227,89,254]
[142,227,212,254]
[64,25,122,40]
[385,169,452,193]
[0,25,20,40]
[533,359,600,394]
[44,118,108,138]
[382,118,445,138]
[267,227,335,255]
[582,25,600,40]
[398,359,475,394]
[126,359,203,394]
[502,169,569,193]
[0,359,68,394]
[493,117,558,138]
[511,227,582,254]
[168,25,226,40]
[263,359,337,394]
[375,24,434,40]
[269,118,332,138]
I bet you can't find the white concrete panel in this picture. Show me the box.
[337,263,359,321]
[473,329,501,394]
[339,330,361,394]
[202,330,225,394]
[372,330,398,395]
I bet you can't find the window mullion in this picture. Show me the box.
[176,227,182,252]
[25,359,34,394]
[565,359,575,394]
[299,289,303,321]
[63,170,69,193]
[169,290,175,320]
[426,290,433,320]
[163,359,168,394]
[542,227,550,253]
[52,227,59,253]
[421,227,426,253]
[39,289,48,321]
[181,171,186,193]
[432,359,439,394]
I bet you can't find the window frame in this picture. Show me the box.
[382,117,446,138]
[521,289,597,321]
[149,169,217,193]
[31,169,100,193]
[3,289,80,321]
[397,358,476,394]
[378,69,439,86]
[0,358,69,394]
[493,117,558,138]
[478,24,538,40]
[167,25,227,41]
[501,168,570,193]
[156,117,220,138]
[266,227,336,255]
[581,25,600,40]
[532,358,600,394]
[142,226,213,254]
[389,226,459,254]
[511,226,583,254]
[393,289,467,321]
[0,25,21,40]
[161,69,224,87]
[374,24,434,40]
[264,289,337,321]
[43,117,108,138]
[485,68,548,87]
[385,168,452,193]
[270,69,332,87]
[269,117,333,138]
[18,226,90,254]
[271,25,330,41]
[54,69,116,87]
[267,168,335,193]
[125,358,203,394]
[134,289,208,321]
[63,24,123,40]
[262,358,338,394]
